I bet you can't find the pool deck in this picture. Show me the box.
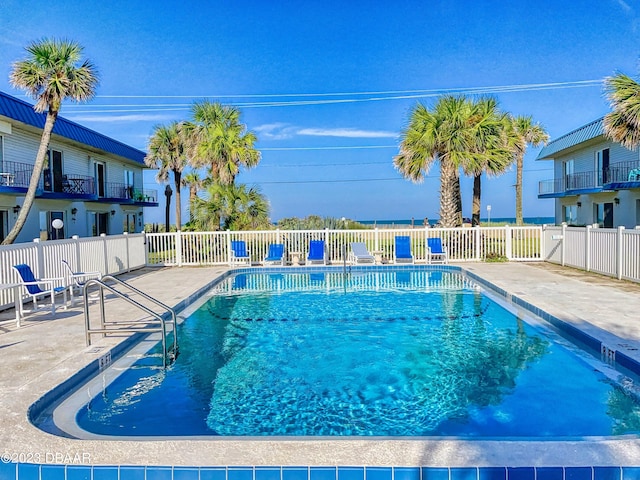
[1,262,640,467]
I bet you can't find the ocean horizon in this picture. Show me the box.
[358,216,555,227]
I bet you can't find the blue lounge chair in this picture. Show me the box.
[628,168,640,181]
[13,264,67,314]
[426,237,448,264]
[349,242,375,264]
[264,243,285,266]
[306,240,327,265]
[394,236,414,264]
[230,240,251,265]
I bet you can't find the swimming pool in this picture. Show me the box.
[41,267,640,439]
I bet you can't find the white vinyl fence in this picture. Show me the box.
[145,225,544,267]
[0,233,145,310]
[543,224,640,283]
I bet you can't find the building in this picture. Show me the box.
[537,117,640,228]
[0,91,158,243]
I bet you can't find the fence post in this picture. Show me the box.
[33,238,44,277]
[561,223,567,266]
[176,230,183,267]
[585,225,591,272]
[72,235,81,270]
[617,226,625,280]
[375,228,379,251]
[540,225,546,261]
[505,225,512,260]
[122,232,131,273]
[101,233,109,274]
[226,230,232,265]
[475,226,481,261]
[143,231,149,266]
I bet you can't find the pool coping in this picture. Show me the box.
[4,264,640,470]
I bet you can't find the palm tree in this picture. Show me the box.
[181,171,205,222]
[145,121,195,230]
[604,73,640,149]
[191,183,270,231]
[511,116,548,225]
[462,97,518,226]
[395,95,478,227]
[2,38,98,245]
[191,101,261,185]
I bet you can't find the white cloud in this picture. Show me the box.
[254,123,298,140]
[297,128,397,138]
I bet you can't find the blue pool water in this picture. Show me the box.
[73,269,640,437]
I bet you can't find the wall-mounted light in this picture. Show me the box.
[577,202,582,207]
[614,197,620,205]
[71,207,78,215]
[110,210,116,216]
[12,205,20,214]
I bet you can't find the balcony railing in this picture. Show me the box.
[538,178,563,195]
[0,160,34,188]
[605,160,640,184]
[60,174,94,195]
[133,189,158,203]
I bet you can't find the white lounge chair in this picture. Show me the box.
[13,264,67,314]
[230,240,251,265]
[426,238,448,264]
[348,242,375,264]
[62,259,102,305]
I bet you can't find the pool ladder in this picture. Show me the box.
[82,275,179,368]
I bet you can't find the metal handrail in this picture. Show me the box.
[82,277,179,368]
[100,274,178,354]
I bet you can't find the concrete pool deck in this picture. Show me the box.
[1,262,640,467]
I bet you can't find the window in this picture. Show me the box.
[563,205,578,225]
[88,212,109,236]
[43,150,63,192]
[596,148,610,185]
[123,213,136,233]
[563,160,574,190]
[593,202,614,228]
[0,135,4,167]
[45,211,65,240]
[94,162,106,197]
[0,209,7,243]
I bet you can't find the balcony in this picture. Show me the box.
[97,183,158,206]
[538,171,605,198]
[604,160,640,189]
[0,160,34,192]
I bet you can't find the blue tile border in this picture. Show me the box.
[7,464,640,480]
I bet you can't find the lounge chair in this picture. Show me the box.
[348,242,375,264]
[13,264,67,314]
[394,236,414,264]
[263,243,285,266]
[426,237,448,264]
[306,240,327,265]
[230,240,251,265]
[62,259,102,305]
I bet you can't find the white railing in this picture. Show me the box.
[145,226,544,267]
[0,233,145,310]
[543,224,640,283]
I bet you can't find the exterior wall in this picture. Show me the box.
[547,137,640,228]
[0,120,148,244]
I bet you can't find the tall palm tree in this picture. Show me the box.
[181,171,205,222]
[145,121,195,230]
[604,73,640,149]
[191,101,261,185]
[462,97,518,226]
[2,38,98,245]
[191,183,270,231]
[511,116,548,225]
[395,95,478,227]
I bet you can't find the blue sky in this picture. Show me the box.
[1,0,640,223]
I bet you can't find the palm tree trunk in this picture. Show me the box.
[515,153,524,225]
[1,110,58,245]
[472,174,481,226]
[439,161,458,227]
[174,172,182,230]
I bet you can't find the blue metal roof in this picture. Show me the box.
[536,118,604,160]
[0,91,146,165]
